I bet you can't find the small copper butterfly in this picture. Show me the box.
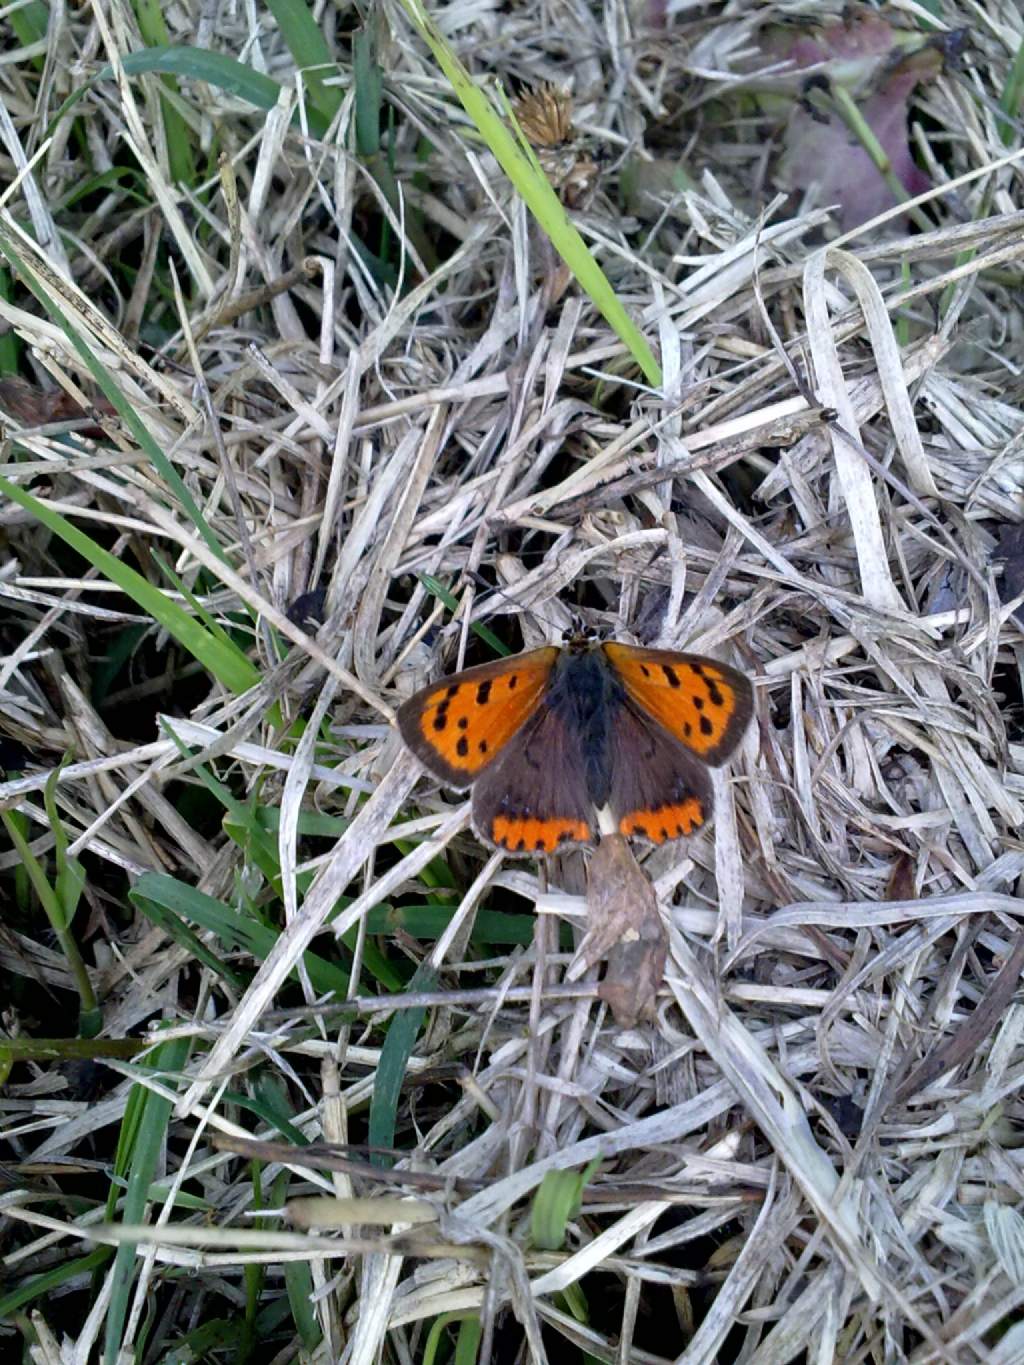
[396,635,753,855]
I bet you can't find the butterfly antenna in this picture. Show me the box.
[461,570,572,638]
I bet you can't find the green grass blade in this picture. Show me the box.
[271,1167,322,1351]
[454,1316,483,1365]
[419,575,510,656]
[365,903,538,945]
[368,963,438,1161]
[530,1158,601,1250]
[353,24,383,158]
[0,476,258,695]
[131,0,197,185]
[150,550,241,653]
[49,46,329,140]
[265,0,341,127]
[0,1247,112,1323]
[1000,34,1024,146]
[131,890,248,991]
[283,1258,321,1351]
[44,764,99,1036]
[46,762,86,931]
[0,802,98,1033]
[0,268,19,371]
[9,0,48,48]
[399,0,661,387]
[132,873,353,1000]
[219,811,406,991]
[0,224,225,563]
[104,1035,192,1365]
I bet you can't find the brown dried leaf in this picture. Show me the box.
[0,376,115,436]
[886,852,916,902]
[583,834,667,1028]
[763,13,937,229]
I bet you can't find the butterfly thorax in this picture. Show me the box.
[545,644,624,808]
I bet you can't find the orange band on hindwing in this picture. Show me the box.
[619,798,705,843]
[487,814,593,854]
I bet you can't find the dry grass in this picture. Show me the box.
[2,1,1024,1362]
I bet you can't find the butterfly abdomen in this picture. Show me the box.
[546,647,625,808]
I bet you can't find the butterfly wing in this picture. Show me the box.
[606,701,714,843]
[602,643,752,764]
[472,704,595,854]
[396,647,558,789]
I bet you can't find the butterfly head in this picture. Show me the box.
[563,616,601,650]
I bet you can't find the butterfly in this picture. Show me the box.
[396,636,753,855]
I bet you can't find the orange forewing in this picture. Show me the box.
[395,647,557,789]
[602,643,752,764]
